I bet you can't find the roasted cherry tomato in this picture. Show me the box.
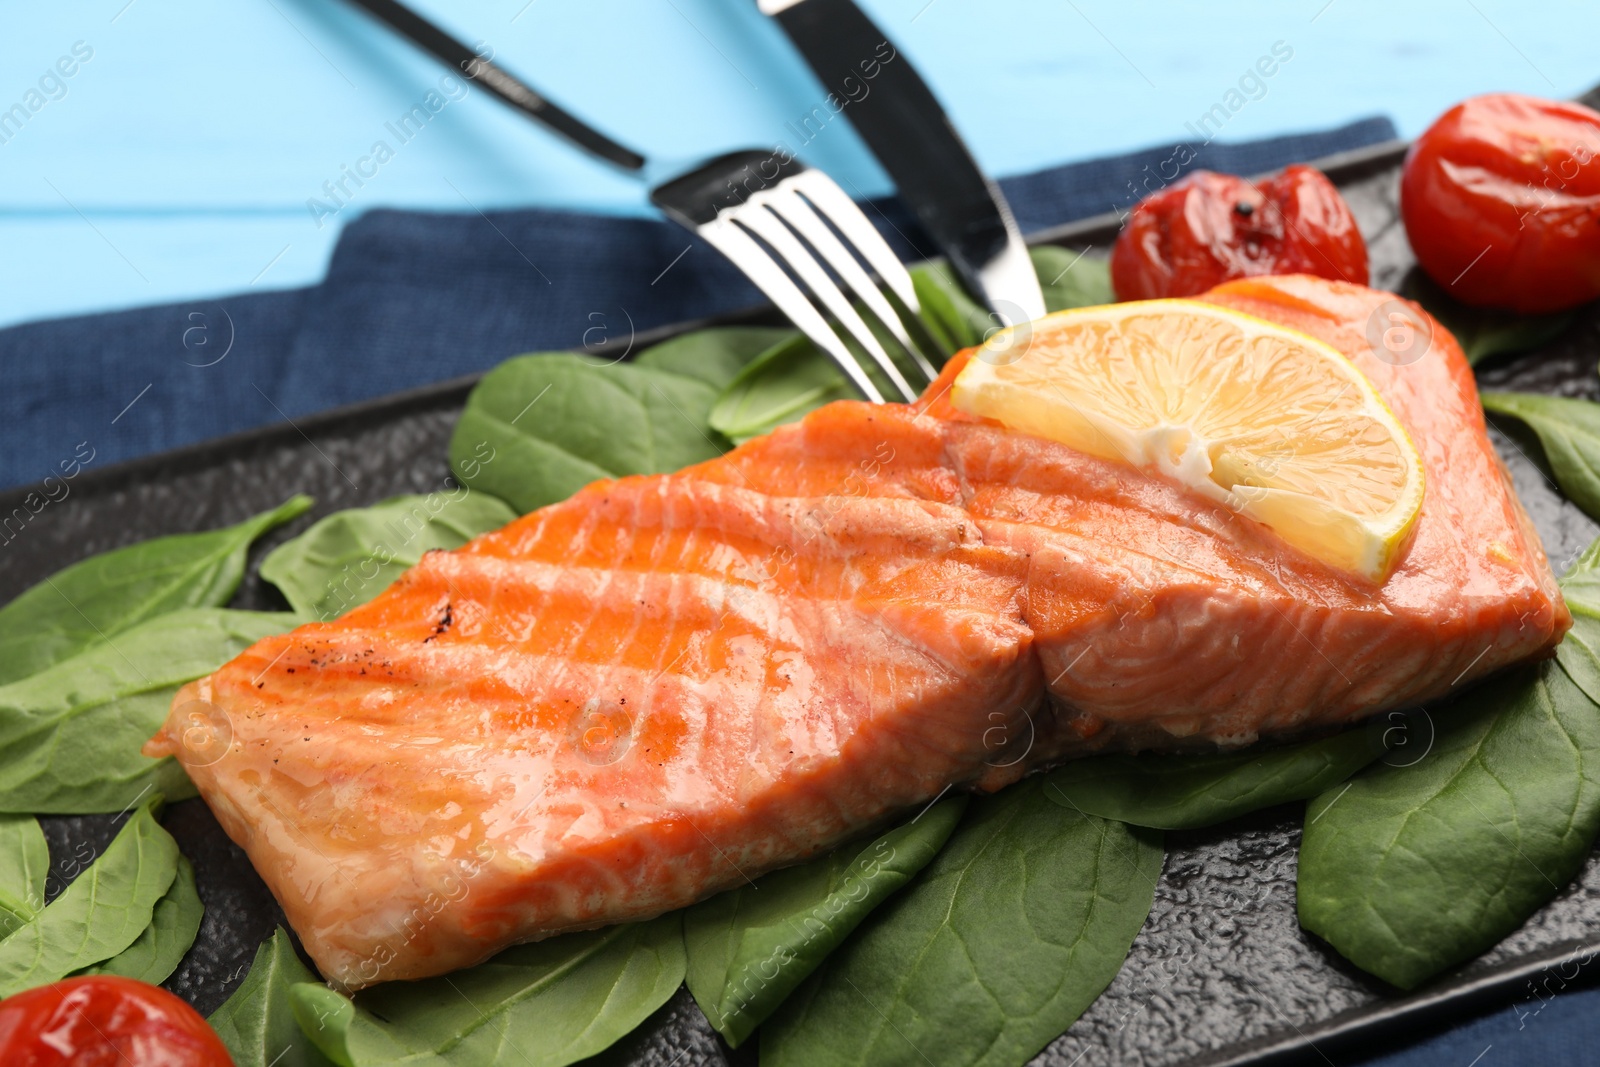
[0,976,234,1067]
[1111,164,1368,300]
[1401,92,1600,313]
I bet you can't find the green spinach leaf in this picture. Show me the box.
[710,248,1116,443]
[289,914,686,1067]
[1402,269,1573,366]
[0,496,309,685]
[708,335,855,444]
[78,854,202,985]
[449,355,727,514]
[211,928,335,1067]
[1033,246,1114,313]
[0,814,47,938]
[1299,664,1600,988]
[631,326,792,388]
[912,260,990,352]
[684,795,966,1047]
[0,608,298,813]
[913,248,1112,356]
[1558,538,1600,706]
[1046,727,1381,829]
[261,493,517,622]
[1299,545,1600,989]
[707,312,925,444]
[762,778,1160,1067]
[0,795,179,998]
[1480,392,1600,521]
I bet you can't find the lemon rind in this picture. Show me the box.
[953,299,1425,583]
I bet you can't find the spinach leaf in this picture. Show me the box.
[0,814,47,938]
[762,778,1161,1067]
[449,355,727,514]
[708,335,855,444]
[1033,246,1115,313]
[1480,392,1600,522]
[1299,546,1600,989]
[1557,538,1600,706]
[0,608,298,813]
[912,260,989,352]
[708,305,930,444]
[0,495,310,685]
[289,913,686,1067]
[631,326,792,388]
[0,795,179,998]
[1402,269,1573,366]
[710,248,1116,443]
[1045,727,1381,829]
[684,795,966,1047]
[261,493,517,622]
[913,249,1112,355]
[78,854,202,985]
[1298,663,1600,989]
[211,928,335,1067]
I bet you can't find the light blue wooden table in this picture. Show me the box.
[0,0,1595,331]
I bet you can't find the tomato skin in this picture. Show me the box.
[1110,165,1368,301]
[0,976,233,1067]
[1401,93,1600,313]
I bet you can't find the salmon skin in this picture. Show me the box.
[148,275,1567,988]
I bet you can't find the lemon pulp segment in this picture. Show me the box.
[951,299,1424,582]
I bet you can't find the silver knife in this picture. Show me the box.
[760,0,1046,326]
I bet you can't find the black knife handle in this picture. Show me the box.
[342,0,646,171]
[771,0,1011,289]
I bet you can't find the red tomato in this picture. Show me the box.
[1401,92,1600,313]
[1110,164,1368,300]
[0,976,233,1067]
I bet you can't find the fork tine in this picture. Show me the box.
[758,185,940,384]
[733,204,920,403]
[696,218,886,403]
[786,170,920,314]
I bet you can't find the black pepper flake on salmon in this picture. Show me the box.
[423,601,454,643]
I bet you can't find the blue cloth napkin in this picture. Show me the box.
[1366,977,1600,1066]
[0,117,1395,494]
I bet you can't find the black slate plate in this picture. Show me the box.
[7,140,1600,1067]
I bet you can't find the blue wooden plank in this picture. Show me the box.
[0,0,1595,328]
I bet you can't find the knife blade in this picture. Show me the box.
[761,0,1045,326]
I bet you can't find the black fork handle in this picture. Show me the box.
[341,0,647,171]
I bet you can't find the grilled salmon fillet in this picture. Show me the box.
[148,275,1568,987]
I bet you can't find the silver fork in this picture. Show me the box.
[650,150,938,402]
[343,0,936,403]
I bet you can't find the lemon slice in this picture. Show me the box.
[951,299,1424,582]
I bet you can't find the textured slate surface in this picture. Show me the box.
[6,152,1600,1066]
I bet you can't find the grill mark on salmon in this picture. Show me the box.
[149,276,1568,987]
